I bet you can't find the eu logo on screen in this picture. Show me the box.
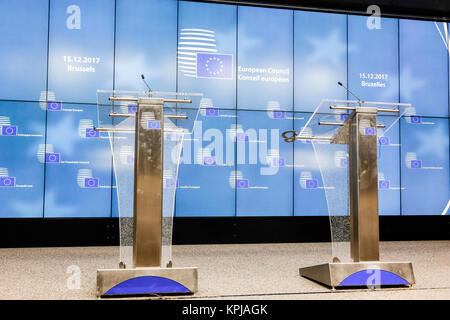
[410,116,421,124]
[47,101,62,111]
[85,128,99,138]
[273,111,286,119]
[365,127,376,135]
[84,178,99,188]
[147,120,161,130]
[196,53,233,79]
[379,180,390,189]
[1,125,17,136]
[205,108,219,117]
[410,160,422,169]
[340,158,348,168]
[305,179,318,189]
[128,106,138,114]
[236,133,249,142]
[166,179,178,189]
[378,137,390,145]
[0,177,16,187]
[340,114,349,121]
[45,153,61,163]
[236,179,249,189]
[272,157,286,167]
[203,156,217,166]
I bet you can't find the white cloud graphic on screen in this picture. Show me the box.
[178,28,217,78]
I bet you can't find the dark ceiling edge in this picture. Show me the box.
[192,0,450,22]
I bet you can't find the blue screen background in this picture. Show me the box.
[0,0,448,218]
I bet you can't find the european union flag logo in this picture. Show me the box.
[379,180,390,189]
[272,157,286,167]
[166,179,179,188]
[203,156,216,166]
[85,128,99,138]
[0,177,16,187]
[196,53,233,79]
[340,114,349,121]
[365,127,376,135]
[128,106,138,114]
[45,153,60,163]
[378,137,390,145]
[273,111,286,119]
[236,133,248,142]
[84,178,99,188]
[127,155,134,164]
[47,101,62,111]
[410,160,422,169]
[340,158,348,168]
[236,179,249,189]
[305,179,318,189]
[2,125,17,136]
[410,116,421,124]
[147,120,161,130]
[205,108,219,117]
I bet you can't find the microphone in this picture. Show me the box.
[141,74,152,94]
[337,81,362,102]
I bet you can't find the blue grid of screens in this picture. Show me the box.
[0,0,448,217]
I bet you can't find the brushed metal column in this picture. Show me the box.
[133,98,165,268]
[348,108,380,262]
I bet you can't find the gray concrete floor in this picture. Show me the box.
[0,241,449,300]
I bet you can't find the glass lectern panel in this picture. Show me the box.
[97,90,203,268]
[297,99,409,262]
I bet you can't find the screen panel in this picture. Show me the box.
[0,101,46,217]
[235,110,293,216]
[237,6,293,111]
[43,103,112,217]
[348,15,399,103]
[377,115,401,216]
[0,0,49,101]
[177,1,237,109]
[399,19,449,117]
[176,108,236,217]
[401,117,449,215]
[294,11,347,112]
[115,0,177,92]
[47,0,115,104]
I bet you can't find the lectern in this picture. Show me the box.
[283,99,416,289]
[94,90,202,297]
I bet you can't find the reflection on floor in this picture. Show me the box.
[1,241,449,299]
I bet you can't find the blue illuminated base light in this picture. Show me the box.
[299,262,414,289]
[338,269,409,287]
[103,276,192,297]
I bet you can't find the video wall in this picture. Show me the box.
[0,0,448,218]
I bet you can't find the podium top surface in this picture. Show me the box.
[296,99,413,142]
[96,90,204,132]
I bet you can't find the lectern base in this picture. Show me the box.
[299,262,415,289]
[97,267,198,297]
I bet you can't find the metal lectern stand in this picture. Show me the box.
[94,91,201,297]
[283,99,415,289]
